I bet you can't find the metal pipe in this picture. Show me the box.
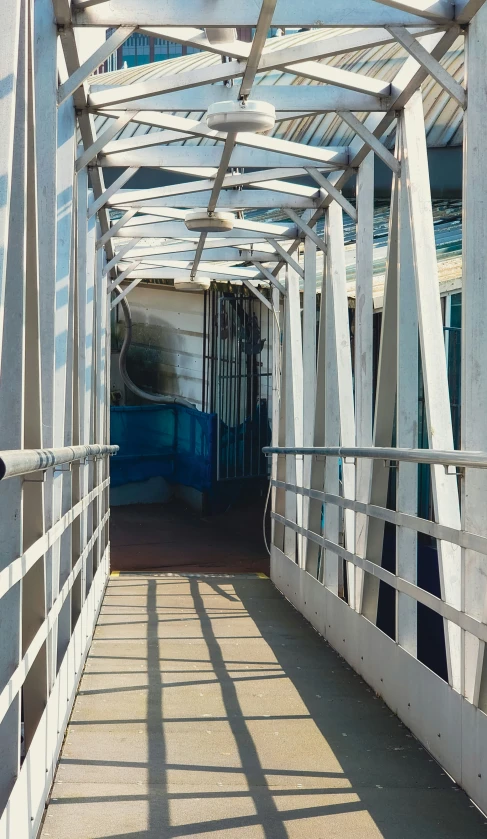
[262,445,487,469]
[117,286,195,408]
[0,444,119,481]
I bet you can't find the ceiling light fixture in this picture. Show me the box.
[206,100,276,134]
[184,210,235,233]
[174,275,211,291]
[205,28,237,44]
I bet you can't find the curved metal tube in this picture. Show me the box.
[117,288,195,409]
[0,444,118,481]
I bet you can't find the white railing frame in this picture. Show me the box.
[266,446,487,815]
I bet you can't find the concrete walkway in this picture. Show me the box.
[41,573,487,838]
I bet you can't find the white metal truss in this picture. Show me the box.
[2,0,487,835]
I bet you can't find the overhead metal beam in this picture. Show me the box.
[107,167,335,205]
[54,11,116,264]
[103,238,142,275]
[87,25,438,109]
[286,210,327,256]
[122,210,300,238]
[94,85,392,113]
[306,168,357,221]
[123,237,291,256]
[57,26,135,106]
[208,134,238,214]
[337,111,401,174]
[110,191,322,210]
[266,28,460,278]
[241,279,273,310]
[97,110,349,172]
[110,222,298,239]
[285,62,391,96]
[100,146,349,170]
[267,238,304,278]
[387,25,466,107]
[371,0,453,21]
[455,0,487,21]
[75,111,137,171]
[110,276,145,308]
[97,208,137,248]
[239,0,277,98]
[121,259,264,280]
[72,0,455,27]
[118,266,269,284]
[252,260,288,296]
[88,166,139,218]
[124,248,280,262]
[106,259,142,293]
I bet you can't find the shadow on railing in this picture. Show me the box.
[262,443,487,815]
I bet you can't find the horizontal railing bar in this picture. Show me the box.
[271,514,487,645]
[263,445,487,469]
[271,479,487,556]
[0,509,110,728]
[0,444,118,480]
[0,478,110,600]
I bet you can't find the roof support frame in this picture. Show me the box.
[57,25,135,106]
[386,24,466,107]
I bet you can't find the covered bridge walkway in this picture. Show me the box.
[40,572,486,838]
[4,1,487,837]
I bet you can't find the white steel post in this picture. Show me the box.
[302,235,317,561]
[270,286,281,549]
[396,115,418,656]
[88,220,98,593]
[402,90,461,692]
[34,0,57,666]
[354,151,374,611]
[326,202,356,598]
[283,265,303,564]
[462,2,487,707]
[360,162,399,621]
[273,286,286,555]
[23,0,48,758]
[305,257,327,579]
[0,0,25,805]
[43,45,77,763]
[0,0,22,383]
[49,92,76,691]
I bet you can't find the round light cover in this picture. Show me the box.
[206,100,276,134]
[184,210,235,233]
[205,28,237,44]
[174,275,211,291]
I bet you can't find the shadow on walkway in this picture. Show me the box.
[41,574,487,839]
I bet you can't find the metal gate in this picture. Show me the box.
[202,287,272,481]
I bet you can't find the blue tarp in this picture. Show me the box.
[110,405,217,491]
[218,400,270,480]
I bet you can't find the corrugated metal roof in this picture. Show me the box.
[91,28,464,149]
[112,199,462,302]
[295,199,462,303]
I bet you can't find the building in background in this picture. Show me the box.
[105,32,200,70]
[104,28,299,71]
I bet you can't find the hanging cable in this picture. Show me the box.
[116,288,195,408]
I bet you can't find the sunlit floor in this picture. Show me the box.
[41,573,486,838]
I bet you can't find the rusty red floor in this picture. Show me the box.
[110,499,270,575]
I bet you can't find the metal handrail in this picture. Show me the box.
[0,444,119,480]
[262,445,487,469]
